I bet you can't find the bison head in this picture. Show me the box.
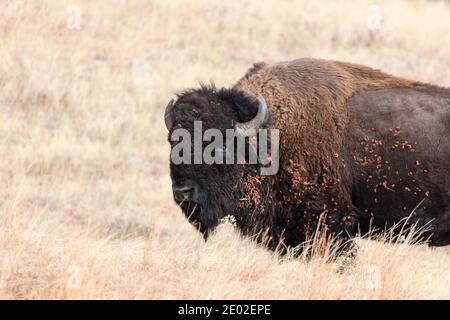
[164,85,270,239]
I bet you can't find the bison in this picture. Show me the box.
[164,58,450,252]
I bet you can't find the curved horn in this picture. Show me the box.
[164,99,175,130]
[235,92,269,135]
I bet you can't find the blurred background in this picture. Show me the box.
[0,0,449,299]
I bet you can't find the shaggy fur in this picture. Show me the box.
[166,58,450,251]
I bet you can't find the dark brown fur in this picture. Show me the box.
[167,58,450,251]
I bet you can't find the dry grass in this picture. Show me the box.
[0,0,449,299]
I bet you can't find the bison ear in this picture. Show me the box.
[217,88,259,122]
[233,102,258,123]
[235,92,269,136]
[230,97,261,125]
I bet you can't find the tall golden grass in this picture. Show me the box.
[0,0,449,299]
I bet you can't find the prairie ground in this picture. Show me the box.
[0,0,449,299]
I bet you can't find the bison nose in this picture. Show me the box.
[173,184,197,202]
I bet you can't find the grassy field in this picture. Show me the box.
[0,0,449,299]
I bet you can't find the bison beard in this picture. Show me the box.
[165,58,450,254]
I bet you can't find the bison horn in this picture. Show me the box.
[164,99,175,130]
[235,92,269,136]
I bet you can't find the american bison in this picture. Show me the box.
[164,58,450,252]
